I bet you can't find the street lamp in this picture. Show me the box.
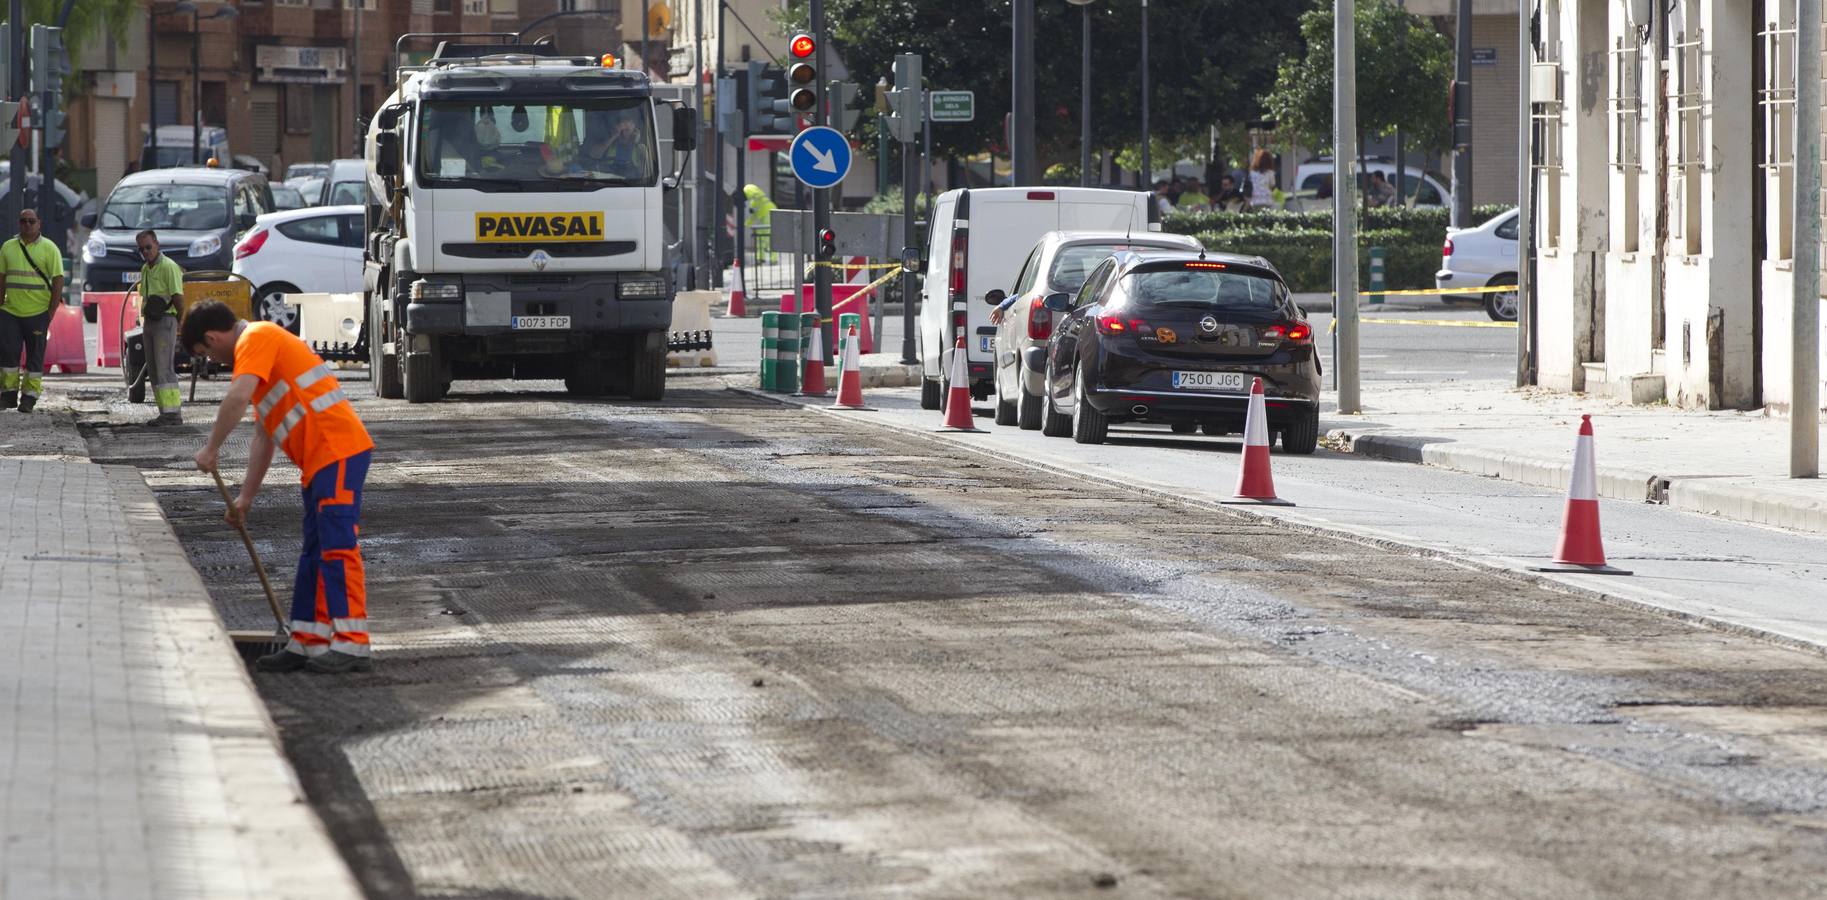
[172,1,238,165]
[1066,0,1095,187]
[1139,0,1149,186]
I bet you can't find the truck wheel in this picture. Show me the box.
[627,339,666,401]
[565,357,611,397]
[402,341,445,404]
[372,318,403,400]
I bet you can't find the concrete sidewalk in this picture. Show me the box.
[1328,380,1827,536]
[0,409,359,899]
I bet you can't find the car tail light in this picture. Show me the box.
[1027,301,1052,340]
[948,228,967,302]
[1442,236,1454,259]
[234,229,269,259]
[1096,314,1146,336]
[952,309,967,337]
[1264,322,1314,344]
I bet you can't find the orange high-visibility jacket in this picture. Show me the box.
[234,322,374,482]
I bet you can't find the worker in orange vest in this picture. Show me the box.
[183,300,377,674]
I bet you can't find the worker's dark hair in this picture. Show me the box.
[135,229,159,245]
[179,300,239,352]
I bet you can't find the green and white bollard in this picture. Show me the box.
[776,310,800,394]
[836,312,862,382]
[1368,246,1386,306]
[760,311,780,391]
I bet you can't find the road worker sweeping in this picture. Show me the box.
[183,300,377,674]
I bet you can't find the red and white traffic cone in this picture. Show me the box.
[938,336,985,432]
[723,258,747,317]
[798,318,828,397]
[1223,377,1292,506]
[830,326,869,410]
[1532,415,1631,575]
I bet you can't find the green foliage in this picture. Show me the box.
[860,185,929,216]
[1263,0,1454,153]
[16,0,136,84]
[1173,205,1512,292]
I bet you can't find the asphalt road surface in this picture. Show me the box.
[79,364,1827,899]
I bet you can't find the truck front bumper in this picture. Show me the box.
[406,272,672,336]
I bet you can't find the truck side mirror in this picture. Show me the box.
[671,107,698,153]
[374,132,401,178]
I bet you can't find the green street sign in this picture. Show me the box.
[928,90,974,123]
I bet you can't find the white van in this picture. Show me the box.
[918,187,1156,407]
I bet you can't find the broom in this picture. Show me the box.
[211,470,291,661]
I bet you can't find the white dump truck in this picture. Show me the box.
[363,36,698,402]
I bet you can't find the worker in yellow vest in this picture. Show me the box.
[135,229,187,425]
[0,208,66,413]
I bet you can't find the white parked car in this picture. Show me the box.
[1436,207,1519,321]
[1286,158,1451,212]
[990,230,1204,429]
[231,204,366,331]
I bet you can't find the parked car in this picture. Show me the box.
[231,205,366,332]
[80,167,273,293]
[284,162,329,183]
[1286,157,1451,211]
[316,158,371,207]
[270,183,308,211]
[1437,207,1520,321]
[1038,249,1322,452]
[232,154,271,177]
[286,176,326,206]
[991,230,1204,429]
[139,124,233,170]
[918,187,1160,409]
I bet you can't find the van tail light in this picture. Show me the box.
[1264,322,1313,344]
[1442,236,1454,259]
[947,228,968,302]
[1027,301,1052,340]
[1096,314,1146,336]
[235,228,269,259]
[952,309,967,337]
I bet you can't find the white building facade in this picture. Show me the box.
[1531,0,1824,413]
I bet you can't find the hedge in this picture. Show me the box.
[1165,204,1511,293]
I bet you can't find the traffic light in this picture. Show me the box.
[786,33,817,119]
[40,105,64,149]
[816,227,836,260]
[747,61,798,134]
[886,54,922,143]
[0,101,19,151]
[831,82,860,131]
[0,22,14,99]
[30,25,67,96]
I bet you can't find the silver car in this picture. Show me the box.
[989,231,1204,429]
[1436,207,1520,321]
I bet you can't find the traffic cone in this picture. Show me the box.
[938,336,985,432]
[798,318,828,397]
[1532,415,1632,575]
[1222,377,1292,506]
[830,326,870,410]
[723,258,747,318]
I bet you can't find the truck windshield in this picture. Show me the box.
[416,98,656,188]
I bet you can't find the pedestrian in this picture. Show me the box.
[1175,177,1210,213]
[1214,174,1248,212]
[1367,171,1399,208]
[1152,180,1175,218]
[0,207,65,413]
[183,301,377,674]
[134,229,186,425]
[1248,149,1278,210]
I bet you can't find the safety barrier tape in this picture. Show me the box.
[808,260,906,272]
[830,266,905,314]
[1327,316,1518,332]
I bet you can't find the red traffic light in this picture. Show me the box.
[789,33,816,59]
[819,228,835,242]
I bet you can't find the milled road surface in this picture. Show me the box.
[83,371,1827,898]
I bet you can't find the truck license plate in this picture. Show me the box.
[512,315,570,330]
[1171,371,1247,392]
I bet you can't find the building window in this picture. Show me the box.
[434,0,453,12]
[1669,7,1706,256]
[1609,35,1643,253]
[1759,8,1796,261]
[491,0,518,14]
[462,0,487,14]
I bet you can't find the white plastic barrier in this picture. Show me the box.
[670,290,718,368]
[286,293,364,360]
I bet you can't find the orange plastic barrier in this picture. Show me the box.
[83,292,138,367]
[38,303,87,374]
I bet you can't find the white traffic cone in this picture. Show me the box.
[1531,415,1631,575]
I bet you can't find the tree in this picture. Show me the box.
[1262,0,1453,154]
[16,0,138,83]
[781,0,1312,168]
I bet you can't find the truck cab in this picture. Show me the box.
[363,37,697,402]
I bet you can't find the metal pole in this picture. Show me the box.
[5,0,21,239]
[1514,0,1533,387]
[1080,2,1091,186]
[1139,0,1150,185]
[1792,0,1820,477]
[191,8,200,164]
[1334,0,1360,415]
[712,0,724,291]
[1011,0,1036,184]
[146,7,157,168]
[641,0,649,77]
[811,0,833,360]
[1393,0,1406,204]
[692,0,707,288]
[1451,0,1472,227]
[351,0,362,156]
[922,92,933,206]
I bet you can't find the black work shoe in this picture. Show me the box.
[18,396,37,414]
[145,411,184,427]
[306,650,373,674]
[255,649,311,672]
[1,391,16,409]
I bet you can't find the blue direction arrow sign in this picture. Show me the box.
[788,125,852,190]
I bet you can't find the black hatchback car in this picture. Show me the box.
[1038,249,1322,451]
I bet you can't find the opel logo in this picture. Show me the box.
[529,249,551,272]
[1199,316,1219,333]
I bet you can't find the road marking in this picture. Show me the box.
[1330,317,1519,332]
[1384,370,1471,376]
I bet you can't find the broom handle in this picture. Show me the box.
[211,470,288,634]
